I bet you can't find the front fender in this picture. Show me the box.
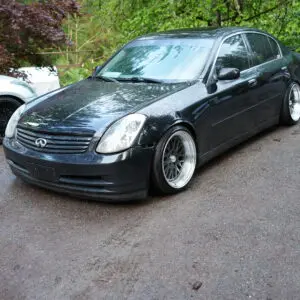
[0,81,36,103]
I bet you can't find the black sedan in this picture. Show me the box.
[3,27,300,201]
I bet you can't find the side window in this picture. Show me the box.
[268,37,281,59]
[279,42,290,56]
[246,33,277,65]
[215,34,250,72]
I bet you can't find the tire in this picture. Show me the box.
[280,82,300,126]
[151,125,197,195]
[0,96,22,144]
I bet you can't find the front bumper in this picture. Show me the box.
[3,138,154,201]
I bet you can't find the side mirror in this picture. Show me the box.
[92,65,102,77]
[217,68,240,80]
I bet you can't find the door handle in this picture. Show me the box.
[248,78,257,88]
[281,66,288,71]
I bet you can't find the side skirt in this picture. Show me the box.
[196,116,279,168]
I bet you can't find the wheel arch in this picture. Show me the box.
[292,78,300,86]
[146,119,199,150]
[172,120,197,143]
[152,119,200,155]
[0,95,25,105]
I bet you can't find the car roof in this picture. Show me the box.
[137,27,267,40]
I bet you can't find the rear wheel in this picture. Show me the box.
[0,96,22,144]
[152,126,197,195]
[281,82,300,125]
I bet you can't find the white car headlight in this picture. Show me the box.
[96,114,147,154]
[5,105,26,138]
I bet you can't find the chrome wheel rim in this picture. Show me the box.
[162,130,196,189]
[289,83,300,122]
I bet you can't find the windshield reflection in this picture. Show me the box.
[98,38,214,82]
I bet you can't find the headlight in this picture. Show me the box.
[5,105,26,138]
[96,114,147,154]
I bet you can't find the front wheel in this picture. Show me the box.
[151,126,197,195]
[280,82,300,125]
[0,96,22,144]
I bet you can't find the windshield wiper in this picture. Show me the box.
[93,75,119,83]
[117,77,164,84]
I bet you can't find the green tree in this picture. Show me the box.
[59,0,300,85]
[0,0,79,78]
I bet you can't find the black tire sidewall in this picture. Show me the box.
[0,96,22,144]
[151,125,196,195]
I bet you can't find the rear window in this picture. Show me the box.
[279,43,291,56]
[246,33,279,66]
[268,37,281,59]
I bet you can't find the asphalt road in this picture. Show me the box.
[1,125,300,300]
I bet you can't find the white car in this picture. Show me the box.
[0,68,60,143]
[18,67,60,96]
[0,75,37,142]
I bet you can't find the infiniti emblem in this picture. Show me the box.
[35,138,47,148]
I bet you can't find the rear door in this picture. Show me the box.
[244,33,287,123]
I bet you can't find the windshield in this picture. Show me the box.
[97,38,214,82]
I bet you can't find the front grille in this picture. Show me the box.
[16,127,93,154]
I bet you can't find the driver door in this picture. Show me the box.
[206,34,258,151]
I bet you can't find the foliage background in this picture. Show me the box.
[0,0,79,78]
[58,0,300,85]
[2,0,300,85]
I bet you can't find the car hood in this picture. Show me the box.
[19,79,188,134]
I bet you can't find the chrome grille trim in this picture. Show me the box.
[16,127,93,154]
